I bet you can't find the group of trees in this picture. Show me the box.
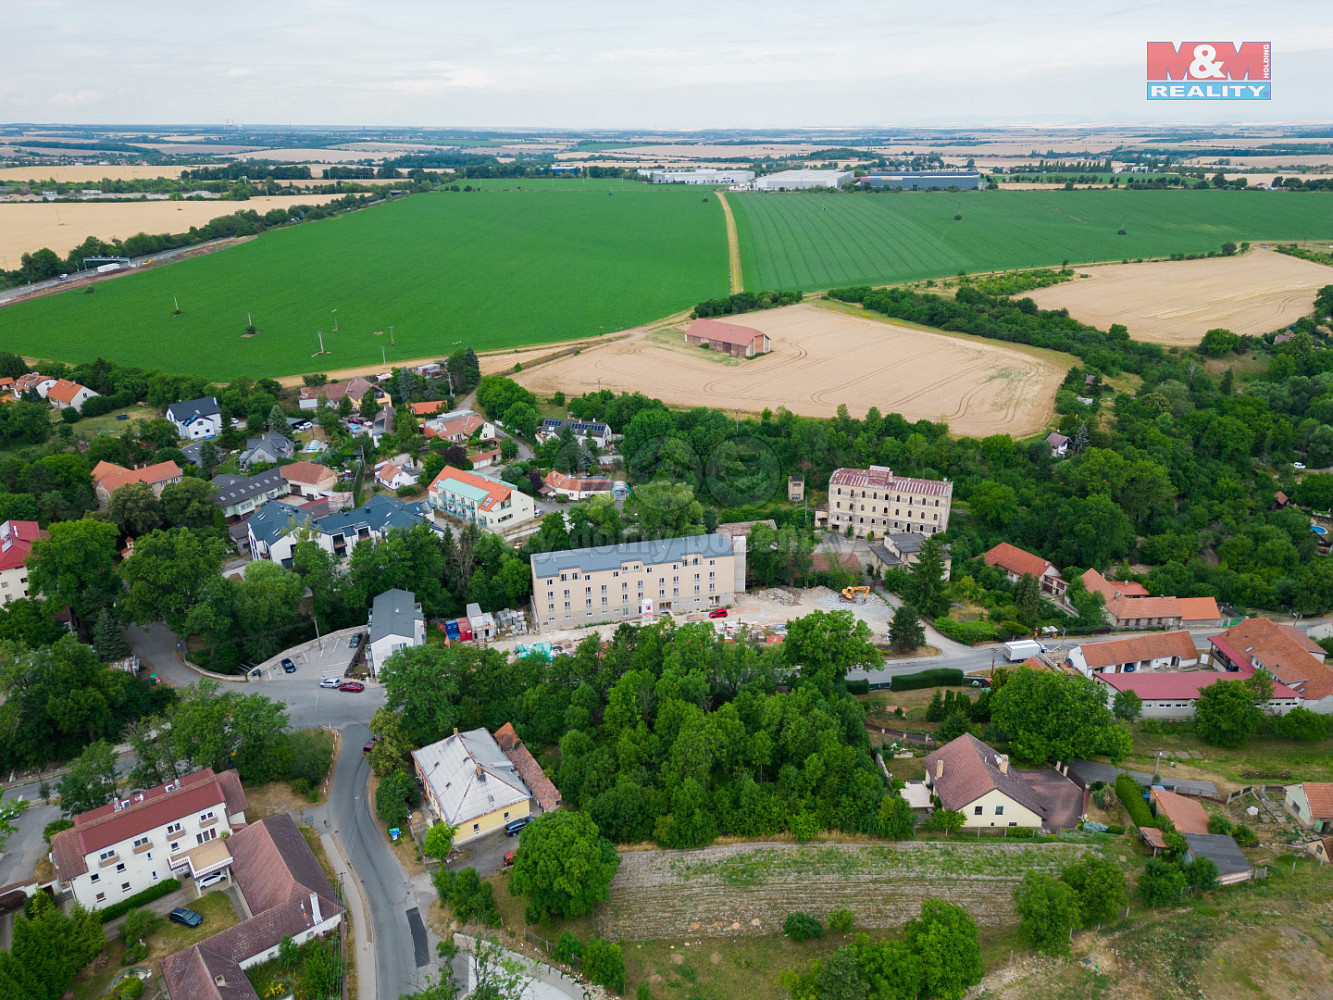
[374,611,889,852]
[1013,855,1128,955]
[0,893,104,1000]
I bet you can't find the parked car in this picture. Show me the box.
[281,658,297,673]
[1295,462,1307,470]
[708,608,728,618]
[363,735,384,755]
[503,849,518,867]
[340,680,365,693]
[168,907,203,928]
[115,413,129,421]
[348,633,363,648]
[505,817,532,837]
[319,677,340,689]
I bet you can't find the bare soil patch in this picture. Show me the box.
[597,840,1083,941]
[0,194,346,261]
[513,302,1068,437]
[1026,248,1331,346]
[0,164,208,183]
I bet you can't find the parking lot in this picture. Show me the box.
[247,631,386,730]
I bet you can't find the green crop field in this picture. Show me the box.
[730,188,1333,291]
[0,180,728,379]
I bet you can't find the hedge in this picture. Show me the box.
[890,668,965,691]
[932,618,1003,645]
[98,879,181,922]
[845,679,871,696]
[1114,774,1156,829]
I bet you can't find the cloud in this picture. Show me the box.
[48,90,103,107]
[227,67,256,79]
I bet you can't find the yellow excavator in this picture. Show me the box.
[841,586,871,603]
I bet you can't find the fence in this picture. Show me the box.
[523,928,583,970]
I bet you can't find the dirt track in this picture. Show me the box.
[1026,247,1331,346]
[512,302,1067,437]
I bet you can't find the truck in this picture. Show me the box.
[1002,639,1048,662]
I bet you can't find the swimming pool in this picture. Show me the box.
[1313,524,1328,537]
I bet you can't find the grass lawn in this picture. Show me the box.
[366,772,427,877]
[67,404,159,442]
[1124,722,1333,786]
[0,181,729,380]
[731,188,1333,292]
[70,890,238,1000]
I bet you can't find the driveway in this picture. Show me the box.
[320,722,437,1000]
[447,828,514,878]
[125,623,199,688]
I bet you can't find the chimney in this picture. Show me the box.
[475,764,485,781]
[452,727,459,736]
[998,755,1009,775]
[310,890,322,925]
[214,975,227,987]
[935,758,944,780]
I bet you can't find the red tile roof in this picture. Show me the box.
[543,470,612,494]
[983,542,1058,580]
[493,722,519,751]
[1151,787,1210,834]
[1080,568,1148,602]
[1176,596,1221,622]
[494,726,561,813]
[686,318,766,348]
[1279,624,1326,656]
[1212,617,1333,701]
[280,461,335,486]
[409,400,446,416]
[0,519,45,571]
[93,460,182,493]
[829,466,953,498]
[428,465,511,511]
[426,413,485,439]
[46,379,91,405]
[1295,782,1333,820]
[51,769,246,880]
[1078,631,1198,670]
[1106,594,1182,622]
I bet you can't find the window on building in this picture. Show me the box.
[973,805,983,816]
[473,823,480,832]
[95,892,106,903]
[197,829,217,845]
[90,873,100,884]
[563,602,570,610]
[995,805,1004,816]
[585,599,592,608]
[121,882,132,893]
[199,811,215,823]
[99,849,116,863]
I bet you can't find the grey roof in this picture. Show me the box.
[314,493,430,538]
[166,396,221,424]
[889,532,924,555]
[212,468,284,506]
[1184,833,1253,877]
[241,431,295,463]
[411,728,531,828]
[531,533,733,579]
[370,588,423,644]
[180,441,204,466]
[466,602,483,618]
[869,543,900,566]
[540,417,610,436]
[247,502,314,547]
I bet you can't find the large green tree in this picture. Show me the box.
[160,477,222,532]
[107,481,164,539]
[901,900,982,1000]
[1060,854,1128,926]
[27,519,121,625]
[57,739,119,816]
[783,609,878,692]
[508,811,620,923]
[990,667,1131,764]
[904,537,951,619]
[1194,678,1262,749]
[121,527,227,635]
[1014,871,1081,955]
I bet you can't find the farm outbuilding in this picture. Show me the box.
[684,318,771,357]
[752,169,852,191]
[860,171,984,190]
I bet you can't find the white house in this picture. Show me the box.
[11,372,56,399]
[922,733,1081,831]
[1069,631,1200,676]
[427,466,535,532]
[540,470,613,501]
[374,461,417,491]
[412,728,533,845]
[239,431,296,470]
[45,379,99,412]
[0,519,45,606]
[166,396,223,440]
[49,768,248,911]
[467,601,496,640]
[1284,782,1333,832]
[367,588,425,676]
[1046,431,1070,457]
[249,493,436,567]
[536,418,613,450]
[161,814,345,1000]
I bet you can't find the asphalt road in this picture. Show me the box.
[0,779,60,888]
[326,722,434,1000]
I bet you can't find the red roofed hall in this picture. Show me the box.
[684,318,771,357]
[1070,631,1199,675]
[983,542,1066,596]
[492,723,562,813]
[1105,594,1183,629]
[1095,669,1301,720]
[1080,568,1148,603]
[1210,617,1333,710]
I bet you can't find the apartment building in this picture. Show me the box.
[428,465,535,531]
[92,460,183,506]
[530,533,744,631]
[49,768,248,910]
[0,519,45,606]
[827,465,952,539]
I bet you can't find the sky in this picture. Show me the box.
[2,0,1330,129]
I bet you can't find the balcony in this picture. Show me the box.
[133,842,153,855]
[199,816,219,829]
[98,854,120,868]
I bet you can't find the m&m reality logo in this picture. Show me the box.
[1147,42,1271,101]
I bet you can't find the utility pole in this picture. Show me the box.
[331,308,339,332]
[389,325,395,347]
[316,331,326,354]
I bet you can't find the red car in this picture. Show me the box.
[708,608,728,619]
[503,849,517,867]
[340,681,365,693]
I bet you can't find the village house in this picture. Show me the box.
[165,396,223,440]
[92,460,183,506]
[540,469,613,501]
[1080,568,1148,603]
[982,542,1066,597]
[45,378,98,412]
[374,461,418,491]
[49,768,248,910]
[1104,594,1183,629]
[428,465,535,531]
[367,588,425,676]
[424,410,495,443]
[683,318,772,357]
[788,476,805,502]
[827,465,952,539]
[1284,782,1333,832]
[1150,787,1210,834]
[239,430,296,470]
[11,372,56,399]
[211,469,288,523]
[493,723,562,813]
[280,460,339,501]
[1046,431,1070,457]
[866,533,952,576]
[1210,617,1333,713]
[0,519,46,606]
[249,493,435,567]
[161,814,344,1000]
[922,733,1082,832]
[1069,631,1199,676]
[297,376,381,411]
[413,728,534,845]
[536,418,613,450]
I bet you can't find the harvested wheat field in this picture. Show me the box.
[513,302,1069,437]
[598,841,1084,940]
[1026,248,1332,346]
[0,164,206,183]
[0,193,347,261]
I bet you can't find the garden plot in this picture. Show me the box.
[597,841,1085,940]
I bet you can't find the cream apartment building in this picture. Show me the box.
[531,533,744,631]
[828,465,952,538]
